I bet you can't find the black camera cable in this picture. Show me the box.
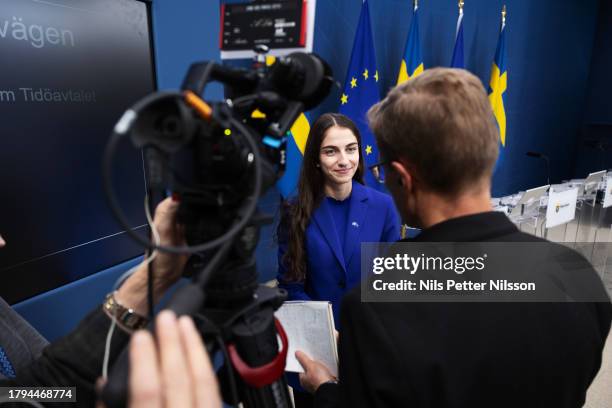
[102,92,263,256]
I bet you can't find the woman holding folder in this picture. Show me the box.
[277,113,399,406]
[277,113,400,324]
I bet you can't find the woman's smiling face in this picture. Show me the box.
[318,126,360,187]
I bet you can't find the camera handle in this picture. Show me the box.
[197,281,292,407]
[102,229,294,408]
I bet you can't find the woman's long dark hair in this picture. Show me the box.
[279,113,365,283]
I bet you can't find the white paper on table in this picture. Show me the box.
[603,176,612,209]
[275,301,338,377]
[546,187,579,228]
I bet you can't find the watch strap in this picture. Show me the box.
[102,291,148,332]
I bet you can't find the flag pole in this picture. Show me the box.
[455,0,464,37]
[413,0,418,11]
[502,5,507,28]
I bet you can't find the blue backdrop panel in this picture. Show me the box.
[13,258,141,342]
[151,0,223,99]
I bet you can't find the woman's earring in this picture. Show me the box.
[316,163,320,168]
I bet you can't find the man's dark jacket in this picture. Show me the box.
[0,308,129,407]
[315,212,612,408]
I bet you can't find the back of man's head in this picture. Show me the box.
[368,68,499,195]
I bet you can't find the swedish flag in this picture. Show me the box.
[277,113,310,198]
[257,54,310,198]
[397,1,424,84]
[450,3,465,68]
[339,0,382,189]
[488,7,507,166]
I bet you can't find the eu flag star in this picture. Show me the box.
[341,93,348,104]
[351,77,358,88]
[363,69,369,80]
[374,70,379,82]
[365,145,373,155]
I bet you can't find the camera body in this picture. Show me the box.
[122,52,332,248]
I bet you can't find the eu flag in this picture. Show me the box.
[488,7,507,172]
[450,5,465,68]
[277,113,310,198]
[397,1,424,84]
[339,0,382,189]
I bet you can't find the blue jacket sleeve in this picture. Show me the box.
[381,196,401,243]
[277,223,312,301]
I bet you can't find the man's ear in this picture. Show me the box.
[390,161,412,191]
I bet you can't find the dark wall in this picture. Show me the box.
[574,0,612,176]
[582,1,612,124]
[0,0,154,303]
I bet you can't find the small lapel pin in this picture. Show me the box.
[352,221,359,228]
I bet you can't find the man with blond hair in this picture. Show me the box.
[297,68,612,408]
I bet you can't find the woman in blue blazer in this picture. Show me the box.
[277,113,400,325]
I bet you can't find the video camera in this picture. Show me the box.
[103,49,332,253]
[101,49,333,408]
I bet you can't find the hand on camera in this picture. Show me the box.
[128,311,222,408]
[295,350,337,393]
[147,196,189,292]
[115,197,188,315]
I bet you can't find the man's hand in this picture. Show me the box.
[295,351,336,394]
[115,197,188,315]
[146,196,189,292]
[128,311,222,408]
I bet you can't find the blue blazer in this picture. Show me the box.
[277,181,400,325]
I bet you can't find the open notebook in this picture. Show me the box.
[275,301,339,377]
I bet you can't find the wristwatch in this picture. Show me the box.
[103,291,148,332]
[322,378,339,386]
